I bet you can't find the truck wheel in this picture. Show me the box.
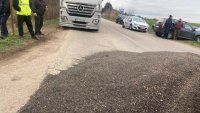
[62,26,68,30]
[156,32,162,37]
[195,36,200,42]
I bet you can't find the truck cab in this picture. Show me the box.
[59,0,102,30]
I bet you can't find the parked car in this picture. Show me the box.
[152,18,200,42]
[122,16,149,32]
[116,15,126,25]
[195,27,200,32]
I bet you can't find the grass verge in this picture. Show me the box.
[180,40,200,48]
[0,35,32,53]
[0,18,59,54]
[145,18,157,34]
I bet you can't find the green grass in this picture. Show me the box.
[190,23,200,27]
[44,18,59,26]
[145,18,157,34]
[0,19,59,53]
[181,40,200,48]
[0,35,31,53]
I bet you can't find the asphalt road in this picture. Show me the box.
[1,19,200,113]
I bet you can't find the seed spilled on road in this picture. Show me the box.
[19,51,200,113]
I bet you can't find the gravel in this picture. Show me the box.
[19,51,200,113]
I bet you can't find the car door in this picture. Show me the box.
[125,17,131,28]
[124,17,128,28]
[179,24,195,39]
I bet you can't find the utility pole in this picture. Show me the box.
[9,0,15,36]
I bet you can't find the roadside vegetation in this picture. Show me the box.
[144,18,157,34]
[181,40,200,48]
[0,19,59,54]
[190,23,200,27]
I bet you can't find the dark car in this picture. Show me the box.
[116,15,126,25]
[152,18,200,42]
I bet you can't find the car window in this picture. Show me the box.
[126,17,131,21]
[184,24,192,30]
[132,16,145,23]
[124,17,128,21]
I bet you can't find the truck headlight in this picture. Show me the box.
[93,19,99,25]
[96,4,101,11]
[61,16,68,22]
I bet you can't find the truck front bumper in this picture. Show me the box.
[59,9,101,30]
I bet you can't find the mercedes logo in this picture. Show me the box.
[78,5,84,11]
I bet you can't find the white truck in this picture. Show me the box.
[59,0,102,30]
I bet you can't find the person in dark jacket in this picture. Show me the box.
[164,15,173,38]
[0,0,10,39]
[13,0,38,40]
[32,0,47,36]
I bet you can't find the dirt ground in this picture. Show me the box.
[1,19,200,113]
[18,51,200,113]
[0,25,69,113]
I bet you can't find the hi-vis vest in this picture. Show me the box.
[17,0,31,15]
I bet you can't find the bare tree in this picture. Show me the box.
[127,9,135,16]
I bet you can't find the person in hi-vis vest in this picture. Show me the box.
[13,0,38,40]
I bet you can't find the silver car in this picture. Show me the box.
[122,16,149,32]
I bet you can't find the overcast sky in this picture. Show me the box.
[102,0,200,23]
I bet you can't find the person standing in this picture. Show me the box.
[173,19,183,40]
[164,15,173,38]
[0,0,10,39]
[32,0,47,37]
[13,0,38,40]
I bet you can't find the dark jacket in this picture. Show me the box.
[0,0,10,15]
[32,0,46,16]
[13,0,33,12]
[164,18,173,29]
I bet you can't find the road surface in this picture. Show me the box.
[0,19,200,113]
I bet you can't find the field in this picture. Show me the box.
[144,18,157,34]
[190,23,200,27]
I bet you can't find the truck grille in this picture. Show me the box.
[67,3,96,18]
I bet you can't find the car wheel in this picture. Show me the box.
[122,23,125,28]
[167,32,173,39]
[129,24,133,30]
[155,32,162,37]
[195,36,200,42]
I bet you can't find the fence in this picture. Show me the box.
[45,0,60,19]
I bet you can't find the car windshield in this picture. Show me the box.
[133,17,145,23]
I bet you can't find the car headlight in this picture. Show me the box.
[133,23,138,26]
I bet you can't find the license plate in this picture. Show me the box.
[75,18,85,22]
